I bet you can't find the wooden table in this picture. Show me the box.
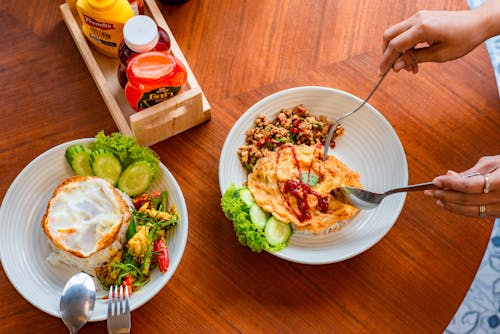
[1,1,499,333]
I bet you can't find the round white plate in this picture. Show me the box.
[0,138,188,321]
[218,86,407,264]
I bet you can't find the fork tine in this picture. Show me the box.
[113,286,118,315]
[107,286,113,316]
[107,284,131,334]
[125,285,130,314]
[118,285,123,315]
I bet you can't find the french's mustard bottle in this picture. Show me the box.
[76,0,134,57]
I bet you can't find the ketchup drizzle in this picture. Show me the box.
[276,144,329,222]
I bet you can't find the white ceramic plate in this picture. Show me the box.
[219,86,407,264]
[0,138,188,321]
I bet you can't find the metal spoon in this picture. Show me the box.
[332,173,481,210]
[60,272,96,334]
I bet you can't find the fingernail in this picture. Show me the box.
[394,60,406,71]
[436,200,444,207]
[424,190,433,197]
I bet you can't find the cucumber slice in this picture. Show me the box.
[65,144,94,176]
[238,187,255,208]
[264,217,292,246]
[118,161,154,196]
[249,203,269,229]
[90,149,122,185]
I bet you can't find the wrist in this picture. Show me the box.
[475,0,500,40]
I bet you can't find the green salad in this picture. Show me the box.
[65,131,160,196]
[221,184,292,253]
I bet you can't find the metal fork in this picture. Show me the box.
[107,285,131,334]
[322,70,390,161]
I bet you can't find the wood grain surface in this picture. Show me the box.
[1,0,499,333]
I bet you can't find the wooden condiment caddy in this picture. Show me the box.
[60,0,211,146]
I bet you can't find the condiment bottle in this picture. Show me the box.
[127,0,144,15]
[124,51,187,111]
[76,0,135,58]
[117,15,171,88]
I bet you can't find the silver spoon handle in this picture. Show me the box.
[384,181,435,195]
[384,172,481,196]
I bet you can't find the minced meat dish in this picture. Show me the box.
[238,104,344,171]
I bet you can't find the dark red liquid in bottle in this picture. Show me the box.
[117,17,171,88]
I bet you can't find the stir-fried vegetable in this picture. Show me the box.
[96,191,178,292]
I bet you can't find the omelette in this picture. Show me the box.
[247,144,361,234]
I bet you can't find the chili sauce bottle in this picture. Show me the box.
[117,15,171,88]
[76,0,134,57]
[124,51,187,111]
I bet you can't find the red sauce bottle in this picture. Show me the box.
[124,51,188,111]
[117,15,171,88]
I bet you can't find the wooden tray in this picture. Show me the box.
[60,0,211,146]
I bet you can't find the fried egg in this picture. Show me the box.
[41,176,132,272]
[247,144,361,234]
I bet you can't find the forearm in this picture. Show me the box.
[474,0,500,41]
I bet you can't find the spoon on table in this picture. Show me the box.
[332,172,481,210]
[60,272,96,334]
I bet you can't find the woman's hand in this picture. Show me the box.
[424,156,500,218]
[379,8,488,75]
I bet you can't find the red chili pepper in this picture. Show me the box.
[290,127,299,135]
[122,275,133,295]
[295,106,306,115]
[102,275,133,300]
[132,193,151,210]
[153,239,169,272]
[150,191,161,198]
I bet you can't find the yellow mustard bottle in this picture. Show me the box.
[76,0,134,57]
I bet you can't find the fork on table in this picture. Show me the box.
[107,285,131,334]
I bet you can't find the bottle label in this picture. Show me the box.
[83,15,114,30]
[82,14,122,49]
[137,86,182,109]
[77,2,133,58]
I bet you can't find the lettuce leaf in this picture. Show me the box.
[91,131,160,179]
[221,184,290,253]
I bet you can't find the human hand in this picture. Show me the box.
[424,156,500,218]
[378,9,485,75]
